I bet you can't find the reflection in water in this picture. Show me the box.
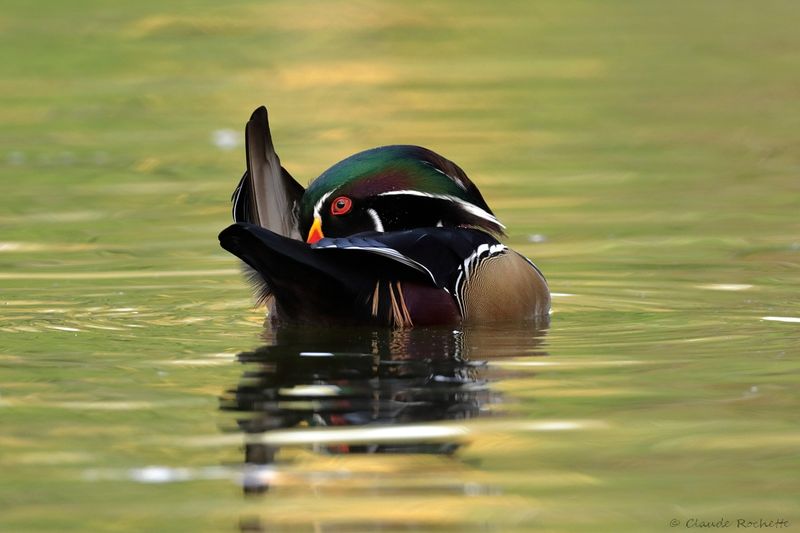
[221,322,547,530]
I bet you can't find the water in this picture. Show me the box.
[2,1,800,531]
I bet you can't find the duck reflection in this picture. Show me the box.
[221,322,548,499]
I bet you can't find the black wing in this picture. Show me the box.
[311,228,503,288]
[219,224,502,323]
[220,223,436,323]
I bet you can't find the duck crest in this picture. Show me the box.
[304,145,476,201]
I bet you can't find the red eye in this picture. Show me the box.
[330,196,352,216]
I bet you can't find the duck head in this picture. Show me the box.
[299,145,505,243]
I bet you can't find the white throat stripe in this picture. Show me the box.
[367,208,385,232]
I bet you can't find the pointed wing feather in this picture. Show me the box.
[233,106,305,239]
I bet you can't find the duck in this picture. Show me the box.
[219,106,550,326]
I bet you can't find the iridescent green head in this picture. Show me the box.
[299,145,504,242]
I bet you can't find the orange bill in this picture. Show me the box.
[306,217,324,244]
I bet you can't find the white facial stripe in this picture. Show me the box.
[312,191,334,220]
[377,190,505,229]
[423,162,467,191]
[366,208,385,232]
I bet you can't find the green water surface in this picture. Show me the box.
[2,1,799,531]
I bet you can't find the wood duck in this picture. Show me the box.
[219,106,550,326]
